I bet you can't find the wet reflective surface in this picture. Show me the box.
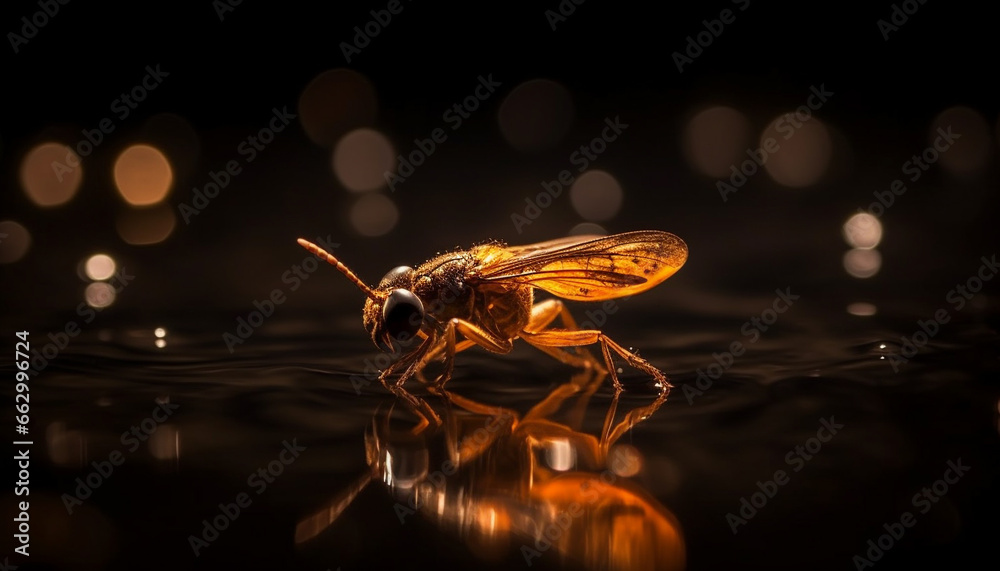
[8,289,999,570]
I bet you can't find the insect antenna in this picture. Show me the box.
[297,238,380,300]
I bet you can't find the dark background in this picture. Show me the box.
[3,0,997,319]
[2,1,999,570]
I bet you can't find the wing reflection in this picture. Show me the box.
[297,369,685,570]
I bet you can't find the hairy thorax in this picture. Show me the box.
[412,248,532,343]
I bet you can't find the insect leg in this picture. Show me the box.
[521,299,603,370]
[518,329,668,391]
[414,338,477,384]
[376,336,442,427]
[520,328,671,452]
[434,318,513,387]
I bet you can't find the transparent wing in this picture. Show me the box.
[474,230,688,301]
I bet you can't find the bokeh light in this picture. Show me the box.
[84,254,117,281]
[20,142,83,207]
[543,438,574,471]
[155,327,167,349]
[609,443,643,477]
[682,106,751,178]
[569,170,623,221]
[85,282,117,308]
[847,302,878,316]
[843,248,882,279]
[299,68,378,147]
[333,128,396,192]
[497,79,575,152]
[842,212,882,249]
[113,144,173,206]
[569,222,607,236]
[0,220,31,264]
[930,106,991,176]
[350,193,399,237]
[116,204,177,245]
[761,115,832,187]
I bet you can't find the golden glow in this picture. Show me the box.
[931,106,991,175]
[155,327,167,338]
[350,193,399,237]
[116,204,176,245]
[842,212,882,249]
[20,142,83,207]
[847,302,877,316]
[569,222,607,236]
[299,68,378,147]
[85,282,116,308]
[682,106,751,178]
[113,144,173,206]
[570,170,623,221]
[84,254,116,281]
[843,248,882,279]
[0,220,31,264]
[333,128,396,192]
[498,79,575,152]
[155,338,167,348]
[761,116,832,187]
[609,444,643,477]
[543,438,575,471]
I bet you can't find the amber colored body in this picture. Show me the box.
[362,243,534,352]
[298,230,689,424]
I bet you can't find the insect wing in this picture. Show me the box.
[475,231,688,301]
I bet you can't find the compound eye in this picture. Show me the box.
[381,289,424,345]
[379,266,413,288]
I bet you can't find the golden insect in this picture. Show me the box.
[296,230,687,412]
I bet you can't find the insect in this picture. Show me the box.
[296,230,687,411]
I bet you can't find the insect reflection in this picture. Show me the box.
[295,368,685,571]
